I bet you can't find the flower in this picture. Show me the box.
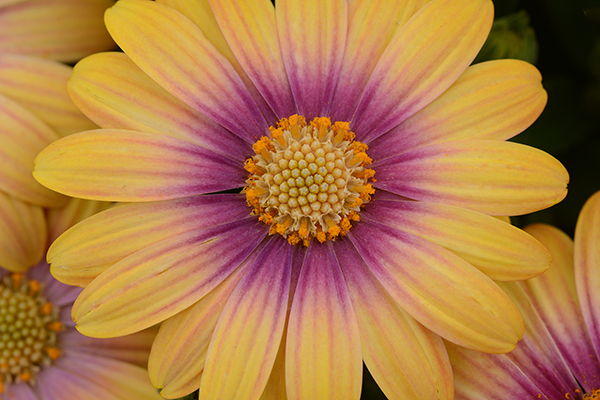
[0,196,162,399]
[33,0,569,398]
[0,0,116,63]
[446,190,600,400]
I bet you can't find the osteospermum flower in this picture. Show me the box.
[446,190,600,400]
[0,195,162,399]
[0,0,115,63]
[34,0,569,398]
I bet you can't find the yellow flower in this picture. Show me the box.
[34,0,568,398]
[447,190,600,400]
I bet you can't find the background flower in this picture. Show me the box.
[0,197,161,399]
[446,190,600,400]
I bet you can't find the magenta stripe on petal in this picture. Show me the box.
[447,343,552,400]
[505,335,580,399]
[3,382,38,400]
[73,217,270,337]
[350,0,492,142]
[199,236,292,400]
[105,1,269,142]
[35,130,248,201]
[276,0,347,118]
[286,242,362,400]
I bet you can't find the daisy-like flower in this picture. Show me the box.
[446,190,600,400]
[0,197,163,399]
[34,0,568,399]
[0,0,115,63]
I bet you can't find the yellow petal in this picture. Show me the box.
[351,221,524,353]
[335,239,453,400]
[370,59,547,158]
[72,219,267,337]
[575,190,600,362]
[0,0,115,62]
[150,261,250,398]
[276,0,347,117]
[105,0,267,141]
[0,53,96,135]
[0,93,66,207]
[48,195,248,287]
[364,199,551,280]
[199,238,292,400]
[286,244,362,400]
[156,0,277,121]
[352,0,493,141]
[34,130,245,202]
[331,0,429,121]
[0,192,46,272]
[374,139,569,216]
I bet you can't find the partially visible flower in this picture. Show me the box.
[0,196,161,399]
[33,0,569,399]
[447,190,600,400]
[0,0,116,63]
[0,53,99,272]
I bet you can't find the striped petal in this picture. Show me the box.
[61,327,156,368]
[334,239,453,400]
[34,130,245,202]
[276,0,347,118]
[369,59,547,159]
[38,351,162,400]
[575,191,600,365]
[49,194,250,287]
[0,0,115,63]
[105,0,268,142]
[522,223,600,390]
[0,192,46,272]
[207,0,296,118]
[0,93,66,207]
[446,342,551,400]
[72,218,268,337]
[329,0,429,121]
[200,237,292,400]
[150,246,261,399]
[497,282,581,398]
[349,220,523,353]
[156,0,277,122]
[259,330,288,400]
[363,199,551,280]
[46,197,113,245]
[351,0,493,142]
[373,139,569,216]
[286,243,362,400]
[0,53,96,136]
[68,52,251,162]
[1,383,38,400]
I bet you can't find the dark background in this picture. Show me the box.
[499,0,600,237]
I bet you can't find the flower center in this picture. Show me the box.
[244,115,375,246]
[583,388,600,399]
[0,273,62,393]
